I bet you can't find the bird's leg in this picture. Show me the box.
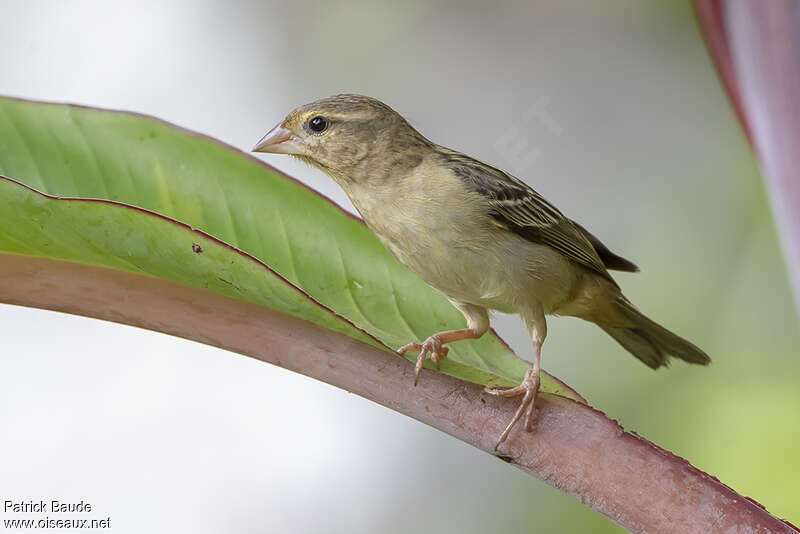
[485,303,546,449]
[485,341,541,449]
[398,302,489,386]
[398,328,480,386]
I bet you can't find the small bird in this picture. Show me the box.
[253,94,709,448]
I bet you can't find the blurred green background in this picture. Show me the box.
[1,1,797,532]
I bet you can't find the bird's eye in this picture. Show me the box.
[308,115,329,133]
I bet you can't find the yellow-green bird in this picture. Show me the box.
[253,94,709,448]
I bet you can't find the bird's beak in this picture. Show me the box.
[252,121,304,154]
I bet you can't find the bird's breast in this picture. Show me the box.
[340,167,577,314]
[344,179,502,308]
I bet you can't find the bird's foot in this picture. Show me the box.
[484,367,541,450]
[397,334,450,386]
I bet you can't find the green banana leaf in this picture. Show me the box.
[0,96,580,398]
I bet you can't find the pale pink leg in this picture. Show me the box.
[485,303,546,450]
[398,302,490,386]
[398,328,481,386]
[485,339,542,450]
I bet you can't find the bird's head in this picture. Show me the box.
[253,94,430,181]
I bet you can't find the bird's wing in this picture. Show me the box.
[438,148,616,283]
[571,221,639,273]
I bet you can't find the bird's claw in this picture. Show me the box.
[398,335,450,385]
[485,368,540,450]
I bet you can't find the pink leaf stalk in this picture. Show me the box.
[1,252,794,533]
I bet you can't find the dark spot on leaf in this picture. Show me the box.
[216,276,240,291]
[192,243,203,254]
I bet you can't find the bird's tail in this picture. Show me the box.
[600,298,710,369]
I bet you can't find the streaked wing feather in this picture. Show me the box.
[438,148,615,283]
[572,221,639,272]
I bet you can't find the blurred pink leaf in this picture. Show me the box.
[695,0,800,310]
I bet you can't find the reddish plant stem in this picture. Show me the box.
[0,252,794,533]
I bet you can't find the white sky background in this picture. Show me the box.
[1,1,783,532]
